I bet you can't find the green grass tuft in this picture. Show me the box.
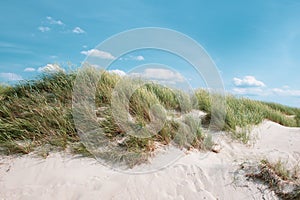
[195,89,300,143]
[1,67,299,167]
[246,159,300,199]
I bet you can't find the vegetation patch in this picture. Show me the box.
[0,68,210,167]
[1,67,300,166]
[245,159,300,199]
[195,89,300,143]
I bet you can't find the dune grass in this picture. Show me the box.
[195,89,300,143]
[0,68,209,166]
[0,84,8,94]
[0,72,77,154]
[246,159,300,199]
[0,67,299,166]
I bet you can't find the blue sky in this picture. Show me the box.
[1,0,300,107]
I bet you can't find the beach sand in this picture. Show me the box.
[0,120,299,199]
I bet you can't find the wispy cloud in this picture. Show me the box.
[272,88,300,97]
[143,68,184,82]
[106,68,184,85]
[38,64,65,73]
[119,55,145,61]
[108,69,126,76]
[46,16,64,25]
[131,68,185,85]
[136,56,144,61]
[105,68,184,85]
[38,26,50,32]
[233,76,265,88]
[73,27,85,34]
[0,73,23,81]
[233,87,265,96]
[232,75,266,96]
[38,16,87,35]
[232,80,300,98]
[130,55,144,61]
[24,67,36,72]
[81,49,115,59]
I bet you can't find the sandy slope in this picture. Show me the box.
[0,120,299,200]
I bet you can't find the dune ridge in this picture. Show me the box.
[0,120,299,199]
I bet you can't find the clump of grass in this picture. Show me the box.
[0,72,77,155]
[194,89,211,113]
[0,84,10,96]
[0,66,212,168]
[69,142,94,157]
[260,159,294,181]
[156,120,179,144]
[246,159,300,199]
[145,83,192,112]
[95,71,121,106]
[1,66,299,167]
[230,127,251,144]
[195,89,300,143]
[262,102,300,116]
[296,113,300,127]
[129,86,161,123]
[179,115,211,150]
[95,92,208,166]
[0,140,35,155]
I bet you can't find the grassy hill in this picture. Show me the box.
[1,68,299,166]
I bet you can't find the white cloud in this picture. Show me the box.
[135,56,144,61]
[130,55,144,61]
[38,26,50,32]
[108,69,126,76]
[73,27,85,34]
[272,88,300,97]
[233,76,265,87]
[0,73,23,81]
[24,67,36,72]
[232,85,300,98]
[46,16,64,25]
[119,55,145,61]
[81,49,115,60]
[232,87,265,96]
[131,68,185,84]
[144,68,184,82]
[38,64,65,73]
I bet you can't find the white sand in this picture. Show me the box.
[0,120,299,200]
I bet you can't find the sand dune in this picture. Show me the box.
[0,120,299,200]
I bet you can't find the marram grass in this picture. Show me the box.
[0,67,299,166]
[194,89,300,143]
[246,159,300,199]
